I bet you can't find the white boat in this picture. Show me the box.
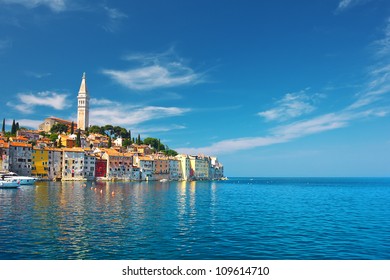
[1,172,37,185]
[0,179,20,189]
[159,178,169,182]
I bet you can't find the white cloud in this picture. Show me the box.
[336,0,353,11]
[16,119,42,129]
[258,90,317,122]
[25,71,52,78]
[90,98,116,106]
[134,125,186,134]
[347,63,390,110]
[335,0,368,13]
[9,91,70,113]
[177,136,288,156]
[0,0,68,12]
[89,99,190,127]
[177,108,388,156]
[374,18,390,57]
[104,6,127,20]
[101,5,127,32]
[102,49,203,90]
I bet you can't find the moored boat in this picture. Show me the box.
[0,179,20,189]
[1,172,37,185]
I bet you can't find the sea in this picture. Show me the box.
[0,177,389,260]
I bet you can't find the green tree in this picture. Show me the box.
[137,134,142,145]
[2,118,5,133]
[70,121,74,134]
[49,133,59,143]
[11,119,16,135]
[108,137,112,148]
[128,129,132,142]
[164,149,178,157]
[51,123,68,134]
[29,140,37,148]
[76,130,81,147]
[57,136,62,148]
[104,124,114,136]
[122,138,132,147]
[89,125,101,134]
[143,137,159,149]
[15,122,19,131]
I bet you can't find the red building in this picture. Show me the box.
[95,159,107,178]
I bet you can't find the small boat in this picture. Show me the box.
[159,178,169,182]
[1,172,37,185]
[0,179,20,189]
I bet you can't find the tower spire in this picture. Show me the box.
[77,72,90,131]
[79,72,88,94]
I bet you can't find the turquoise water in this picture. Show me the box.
[0,178,389,259]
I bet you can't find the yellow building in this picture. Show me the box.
[32,147,50,179]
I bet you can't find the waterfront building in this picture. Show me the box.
[130,166,140,180]
[31,147,49,179]
[48,148,63,181]
[8,142,32,176]
[210,156,224,180]
[169,158,181,180]
[134,155,154,180]
[176,154,191,180]
[83,152,96,180]
[62,148,86,180]
[153,157,170,181]
[95,159,107,178]
[189,155,210,180]
[77,72,90,131]
[0,140,9,172]
[102,149,133,180]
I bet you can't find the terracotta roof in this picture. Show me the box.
[123,152,135,157]
[138,156,154,161]
[10,142,32,148]
[62,147,84,152]
[0,141,9,148]
[46,117,73,125]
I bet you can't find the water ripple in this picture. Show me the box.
[1,178,390,259]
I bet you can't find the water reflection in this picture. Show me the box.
[1,178,390,259]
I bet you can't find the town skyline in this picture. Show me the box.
[1,0,389,177]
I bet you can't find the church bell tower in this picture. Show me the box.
[77,72,89,131]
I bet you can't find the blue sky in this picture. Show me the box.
[0,0,389,176]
